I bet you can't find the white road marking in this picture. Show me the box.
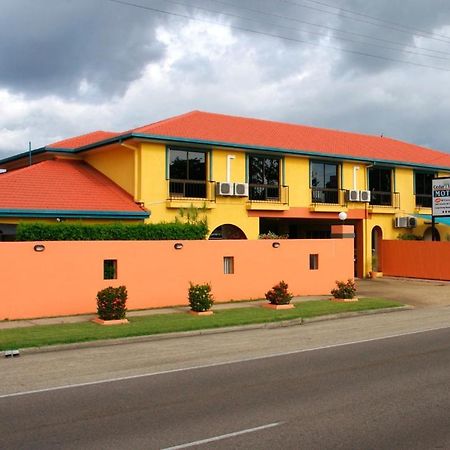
[161,422,282,449]
[1,324,450,399]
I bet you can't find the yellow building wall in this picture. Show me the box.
[84,145,135,196]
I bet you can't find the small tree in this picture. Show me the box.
[331,279,356,299]
[96,286,127,320]
[188,283,214,312]
[265,281,293,305]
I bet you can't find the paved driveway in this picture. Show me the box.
[357,277,450,308]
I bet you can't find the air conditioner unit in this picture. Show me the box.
[407,216,417,228]
[394,217,408,228]
[346,189,360,202]
[234,182,249,196]
[216,182,233,196]
[359,190,371,202]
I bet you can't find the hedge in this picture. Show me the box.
[16,222,208,241]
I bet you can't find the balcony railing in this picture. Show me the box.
[415,194,432,208]
[311,188,346,205]
[248,184,289,204]
[369,191,400,208]
[168,179,215,201]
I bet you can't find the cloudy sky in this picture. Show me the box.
[1,0,450,159]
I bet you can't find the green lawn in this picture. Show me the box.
[0,298,403,350]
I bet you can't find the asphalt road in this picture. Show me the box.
[1,324,450,449]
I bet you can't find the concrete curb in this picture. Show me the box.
[7,306,412,356]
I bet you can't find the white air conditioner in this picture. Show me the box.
[216,182,233,196]
[407,216,417,228]
[359,190,371,202]
[234,182,249,197]
[395,216,418,228]
[347,189,360,202]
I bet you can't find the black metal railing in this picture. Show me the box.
[311,188,346,205]
[169,179,214,200]
[369,191,400,208]
[248,184,289,204]
[415,194,432,208]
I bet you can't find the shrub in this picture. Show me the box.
[188,283,214,312]
[265,281,293,305]
[258,231,289,239]
[331,279,356,299]
[96,286,127,320]
[16,221,208,241]
[397,233,422,240]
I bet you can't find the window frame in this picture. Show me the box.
[247,153,281,201]
[167,146,209,199]
[310,160,340,204]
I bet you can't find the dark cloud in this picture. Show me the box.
[0,0,166,99]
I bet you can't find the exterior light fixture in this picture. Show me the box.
[33,244,45,252]
[338,211,347,221]
[174,243,183,250]
[272,242,280,248]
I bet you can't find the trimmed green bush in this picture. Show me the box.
[331,279,357,299]
[16,222,208,241]
[188,283,214,312]
[265,280,293,305]
[96,286,128,320]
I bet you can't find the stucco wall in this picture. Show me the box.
[381,240,450,280]
[0,236,353,320]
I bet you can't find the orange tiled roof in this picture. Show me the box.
[47,131,119,149]
[0,159,147,217]
[47,111,450,169]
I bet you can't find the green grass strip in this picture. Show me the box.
[0,298,403,350]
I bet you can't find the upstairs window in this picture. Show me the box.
[248,155,280,200]
[415,171,434,208]
[310,161,339,203]
[369,167,393,206]
[169,148,207,198]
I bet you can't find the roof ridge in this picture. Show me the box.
[131,110,201,133]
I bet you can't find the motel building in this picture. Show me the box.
[1,110,450,278]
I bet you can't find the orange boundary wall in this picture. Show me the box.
[0,234,353,320]
[381,240,450,280]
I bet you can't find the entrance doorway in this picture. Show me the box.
[371,226,383,272]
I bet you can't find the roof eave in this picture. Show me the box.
[0,209,149,220]
[132,133,450,172]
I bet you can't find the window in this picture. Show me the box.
[248,155,280,200]
[309,254,319,270]
[368,167,393,205]
[415,171,434,208]
[169,148,207,198]
[223,256,234,274]
[310,161,339,203]
[104,260,117,280]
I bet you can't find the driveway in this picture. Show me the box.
[357,276,450,308]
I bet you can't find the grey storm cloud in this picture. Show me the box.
[0,0,166,98]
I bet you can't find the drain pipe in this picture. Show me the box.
[226,155,235,183]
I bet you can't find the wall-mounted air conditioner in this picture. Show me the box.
[407,216,417,228]
[234,182,249,196]
[359,190,371,202]
[216,182,234,196]
[395,216,417,228]
[346,189,360,202]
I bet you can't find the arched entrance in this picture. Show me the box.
[423,227,440,241]
[209,224,247,240]
[371,226,383,272]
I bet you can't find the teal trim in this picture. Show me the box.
[0,209,149,219]
[209,149,213,181]
[2,130,450,173]
[245,153,248,182]
[281,155,285,185]
[165,146,169,180]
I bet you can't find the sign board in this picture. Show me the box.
[432,177,450,217]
